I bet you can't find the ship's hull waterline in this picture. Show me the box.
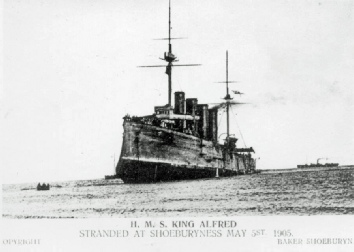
[116,121,256,183]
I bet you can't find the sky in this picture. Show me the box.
[2,0,354,184]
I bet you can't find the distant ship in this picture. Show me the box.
[113,1,257,183]
[297,158,339,168]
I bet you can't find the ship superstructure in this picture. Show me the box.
[114,1,256,183]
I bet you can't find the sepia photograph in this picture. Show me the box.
[1,0,354,251]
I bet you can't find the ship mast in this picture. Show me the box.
[138,0,200,107]
[215,53,255,154]
[167,0,172,106]
[225,51,232,142]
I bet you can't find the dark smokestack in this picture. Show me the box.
[174,92,185,114]
[208,108,218,144]
[186,98,198,115]
[197,104,209,139]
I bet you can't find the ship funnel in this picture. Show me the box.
[197,104,209,139]
[186,98,198,115]
[208,107,218,144]
[174,92,185,114]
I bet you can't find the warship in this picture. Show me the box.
[297,158,339,168]
[113,1,256,183]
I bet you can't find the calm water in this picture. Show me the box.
[3,167,354,218]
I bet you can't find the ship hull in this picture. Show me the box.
[118,159,244,183]
[116,121,255,183]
